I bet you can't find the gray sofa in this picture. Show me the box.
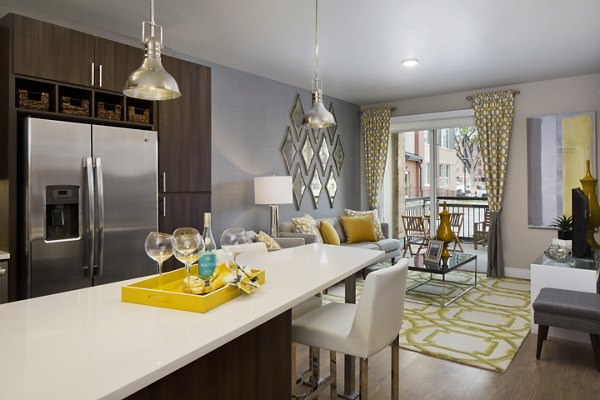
[245,230,306,249]
[279,216,401,265]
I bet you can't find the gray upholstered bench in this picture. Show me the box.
[532,287,600,372]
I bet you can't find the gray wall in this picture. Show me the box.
[0,7,362,242]
[211,66,361,239]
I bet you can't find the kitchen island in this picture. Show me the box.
[0,244,382,399]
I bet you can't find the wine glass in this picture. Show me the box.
[144,232,174,289]
[220,227,250,280]
[172,227,205,294]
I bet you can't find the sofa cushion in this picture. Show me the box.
[345,209,384,240]
[340,215,378,243]
[292,214,323,243]
[375,238,400,253]
[321,217,346,243]
[256,231,282,250]
[340,242,381,251]
[320,220,340,245]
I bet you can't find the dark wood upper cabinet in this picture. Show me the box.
[94,37,143,92]
[12,15,143,92]
[13,15,95,86]
[158,55,211,193]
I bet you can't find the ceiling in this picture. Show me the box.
[2,0,600,105]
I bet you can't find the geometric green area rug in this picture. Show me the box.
[324,271,531,372]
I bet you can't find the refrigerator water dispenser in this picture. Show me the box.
[45,185,79,241]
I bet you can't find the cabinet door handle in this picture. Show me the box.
[0,266,6,276]
[162,172,167,192]
[162,196,167,217]
[91,62,95,86]
[99,64,103,87]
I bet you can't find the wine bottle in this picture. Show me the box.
[198,213,217,280]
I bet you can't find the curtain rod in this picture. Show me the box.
[358,106,397,115]
[466,90,520,101]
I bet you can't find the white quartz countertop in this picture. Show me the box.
[0,251,9,260]
[0,244,382,400]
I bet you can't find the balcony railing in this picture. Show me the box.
[404,196,488,239]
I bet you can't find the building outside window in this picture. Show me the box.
[439,164,450,187]
[424,162,430,186]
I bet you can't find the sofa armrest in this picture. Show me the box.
[380,222,390,239]
[273,237,306,248]
[278,231,317,244]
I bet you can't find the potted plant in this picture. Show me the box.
[550,215,573,240]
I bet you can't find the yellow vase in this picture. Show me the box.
[580,159,600,249]
[436,201,454,258]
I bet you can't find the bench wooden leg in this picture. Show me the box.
[536,325,549,359]
[590,334,600,372]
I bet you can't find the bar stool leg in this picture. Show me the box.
[310,346,320,396]
[391,335,399,400]
[360,357,368,400]
[330,351,337,399]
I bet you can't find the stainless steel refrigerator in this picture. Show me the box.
[22,117,158,298]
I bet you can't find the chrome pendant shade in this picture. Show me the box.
[302,0,336,129]
[123,0,181,101]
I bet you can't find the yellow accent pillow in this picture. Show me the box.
[340,215,378,243]
[291,214,324,243]
[256,231,282,250]
[345,209,384,240]
[320,220,340,245]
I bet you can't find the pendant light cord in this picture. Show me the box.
[314,0,319,81]
[150,0,155,37]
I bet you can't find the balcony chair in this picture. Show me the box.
[401,215,429,257]
[473,209,491,250]
[449,212,464,252]
[291,259,409,400]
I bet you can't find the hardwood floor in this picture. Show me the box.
[295,333,600,399]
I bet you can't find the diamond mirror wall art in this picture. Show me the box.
[301,133,314,173]
[309,167,323,208]
[318,136,330,172]
[327,104,337,143]
[292,165,306,208]
[291,94,304,138]
[333,137,345,175]
[326,168,338,207]
[284,94,343,210]
[281,126,297,173]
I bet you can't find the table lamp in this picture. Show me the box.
[254,176,293,237]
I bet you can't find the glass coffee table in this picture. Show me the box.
[407,252,478,307]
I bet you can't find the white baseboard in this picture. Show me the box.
[504,267,530,280]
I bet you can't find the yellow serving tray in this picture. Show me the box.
[121,264,265,313]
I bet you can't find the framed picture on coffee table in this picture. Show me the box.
[425,240,443,263]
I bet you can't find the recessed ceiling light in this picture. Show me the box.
[401,58,419,68]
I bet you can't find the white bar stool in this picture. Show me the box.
[291,259,408,399]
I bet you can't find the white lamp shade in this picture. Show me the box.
[254,176,293,205]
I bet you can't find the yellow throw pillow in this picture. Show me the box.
[256,231,282,250]
[340,215,378,243]
[320,220,340,245]
[345,209,384,240]
[291,213,324,243]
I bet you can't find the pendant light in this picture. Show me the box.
[123,0,181,101]
[302,0,336,129]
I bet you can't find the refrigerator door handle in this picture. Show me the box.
[95,157,105,277]
[84,157,95,277]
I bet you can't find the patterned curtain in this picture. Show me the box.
[471,90,516,278]
[362,108,392,209]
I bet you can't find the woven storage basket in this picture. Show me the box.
[17,89,50,111]
[127,106,151,124]
[97,102,122,120]
[61,96,90,116]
